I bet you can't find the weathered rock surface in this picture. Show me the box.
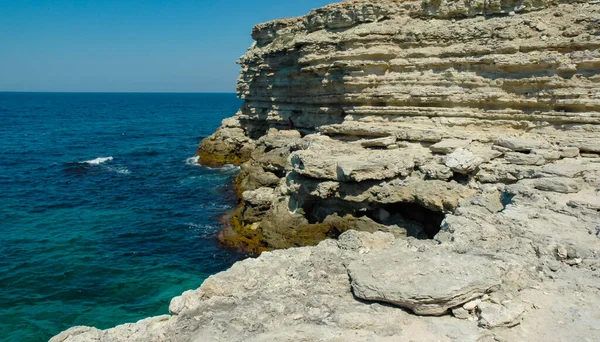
[496,138,550,152]
[197,117,255,167]
[54,0,600,341]
[195,0,600,253]
[445,148,483,173]
[51,228,600,341]
[348,248,503,315]
[430,139,472,154]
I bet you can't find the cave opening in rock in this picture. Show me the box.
[370,202,445,239]
[300,197,445,240]
[449,172,470,185]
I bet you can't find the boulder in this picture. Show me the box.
[559,147,580,158]
[348,248,503,315]
[336,152,414,182]
[445,148,483,174]
[478,302,527,328]
[198,126,255,167]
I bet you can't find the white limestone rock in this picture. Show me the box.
[49,327,102,342]
[534,178,581,193]
[452,306,472,320]
[531,149,561,162]
[348,248,503,315]
[359,136,396,148]
[335,152,415,182]
[559,147,580,158]
[504,152,546,166]
[445,148,483,174]
[478,302,527,328]
[430,139,472,154]
[541,162,586,178]
[496,138,551,152]
[242,187,276,207]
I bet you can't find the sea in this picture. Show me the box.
[0,92,245,342]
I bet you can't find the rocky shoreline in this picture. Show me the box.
[52,0,599,341]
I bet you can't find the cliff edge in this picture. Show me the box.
[53,0,600,341]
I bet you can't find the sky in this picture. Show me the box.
[0,0,334,92]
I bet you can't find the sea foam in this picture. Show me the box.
[82,156,114,165]
[185,156,200,166]
[106,166,131,175]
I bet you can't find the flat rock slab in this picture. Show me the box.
[541,162,586,178]
[496,138,550,152]
[430,139,472,154]
[534,177,581,193]
[348,249,503,316]
[359,136,396,148]
[504,152,546,166]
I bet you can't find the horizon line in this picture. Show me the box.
[0,91,238,94]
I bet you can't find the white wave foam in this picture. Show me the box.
[186,155,241,172]
[220,164,241,174]
[185,156,200,166]
[203,163,241,172]
[107,166,131,175]
[221,164,240,171]
[82,156,113,165]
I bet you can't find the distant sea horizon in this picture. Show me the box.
[0,92,245,341]
[0,91,238,94]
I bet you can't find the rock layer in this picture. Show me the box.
[202,0,600,253]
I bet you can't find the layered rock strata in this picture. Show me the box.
[53,0,600,341]
[205,0,600,253]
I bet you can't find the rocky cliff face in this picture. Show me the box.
[54,0,600,341]
[203,0,600,253]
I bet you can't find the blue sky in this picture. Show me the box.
[0,1,334,92]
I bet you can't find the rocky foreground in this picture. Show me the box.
[53,0,600,341]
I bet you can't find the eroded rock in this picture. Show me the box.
[430,139,472,154]
[534,178,581,193]
[348,248,503,315]
[478,302,528,328]
[496,138,550,152]
[445,148,483,174]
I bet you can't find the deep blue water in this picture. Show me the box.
[0,93,245,342]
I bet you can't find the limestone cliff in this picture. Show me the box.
[53,1,600,341]
[203,0,600,252]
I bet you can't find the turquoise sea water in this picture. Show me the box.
[0,93,245,342]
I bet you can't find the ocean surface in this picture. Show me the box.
[0,92,245,342]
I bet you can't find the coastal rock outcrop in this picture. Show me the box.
[51,229,600,341]
[202,0,600,255]
[54,0,600,341]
